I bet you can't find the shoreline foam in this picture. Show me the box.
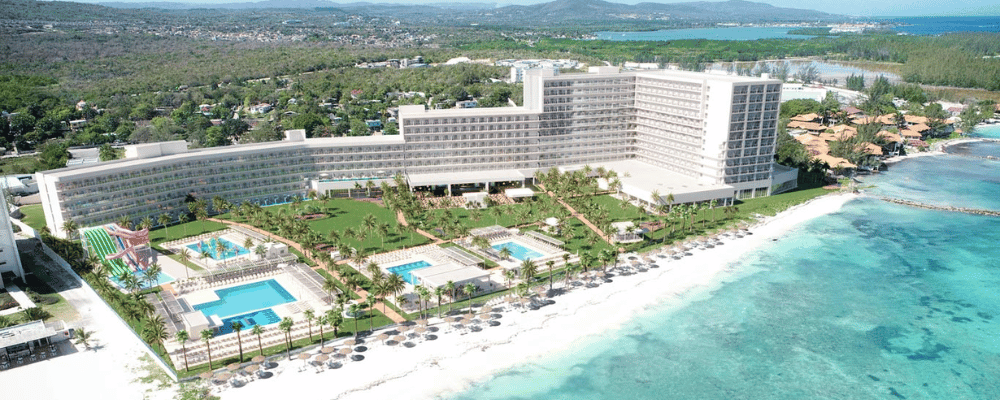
[227,192,858,400]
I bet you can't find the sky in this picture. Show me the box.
[78,0,1000,17]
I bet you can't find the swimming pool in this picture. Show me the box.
[193,279,296,320]
[186,237,250,261]
[493,241,544,261]
[216,309,282,334]
[387,260,432,285]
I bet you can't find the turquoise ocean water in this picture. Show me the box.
[451,142,1000,400]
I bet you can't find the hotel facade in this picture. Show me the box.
[36,67,790,238]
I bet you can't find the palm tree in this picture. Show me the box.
[503,269,516,288]
[252,325,265,357]
[445,280,456,312]
[62,219,79,240]
[143,315,169,353]
[200,329,215,369]
[139,216,154,231]
[279,317,294,359]
[175,330,190,372]
[433,286,445,318]
[303,309,315,342]
[179,213,190,237]
[364,295,377,331]
[462,283,476,313]
[74,327,93,350]
[325,308,344,344]
[158,213,172,237]
[417,286,431,319]
[322,277,340,305]
[384,273,405,313]
[316,314,328,347]
[520,259,538,283]
[470,235,490,252]
[348,304,361,337]
[178,248,192,279]
[231,321,245,362]
[545,260,556,292]
[143,262,162,290]
[117,214,133,230]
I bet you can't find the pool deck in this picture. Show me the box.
[207,217,408,324]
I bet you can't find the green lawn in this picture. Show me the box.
[581,195,649,222]
[18,204,46,232]
[226,198,430,255]
[148,220,230,248]
[422,195,565,238]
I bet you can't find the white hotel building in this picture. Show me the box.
[36,67,791,238]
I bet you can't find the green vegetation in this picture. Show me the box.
[224,197,430,256]
[18,204,46,232]
[0,155,44,175]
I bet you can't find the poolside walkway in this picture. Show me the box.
[206,218,407,324]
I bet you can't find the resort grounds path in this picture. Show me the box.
[396,210,445,244]
[538,185,614,245]
[206,218,407,324]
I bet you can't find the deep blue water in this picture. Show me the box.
[451,144,1000,400]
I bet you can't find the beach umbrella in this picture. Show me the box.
[532,286,546,293]
[321,346,337,354]
[397,325,411,333]
[252,355,266,363]
[297,353,312,361]
[443,316,456,323]
[339,348,353,355]
[314,354,329,363]
[343,339,356,346]
[243,364,260,374]
[226,363,241,371]
[415,319,428,326]
[199,371,214,380]
[392,335,405,343]
[414,326,428,334]
[480,306,493,313]
[216,372,232,381]
[377,333,389,343]
[478,313,493,320]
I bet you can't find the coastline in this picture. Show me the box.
[228,192,859,400]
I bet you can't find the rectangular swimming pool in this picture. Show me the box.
[186,237,250,261]
[216,309,282,334]
[387,260,432,285]
[193,279,296,320]
[493,241,545,261]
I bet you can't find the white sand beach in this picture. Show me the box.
[218,192,858,400]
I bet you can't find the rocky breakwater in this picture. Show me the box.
[878,197,1000,217]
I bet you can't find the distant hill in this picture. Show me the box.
[491,0,842,23]
[91,0,842,22]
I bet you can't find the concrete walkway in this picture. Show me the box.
[206,218,407,324]
[396,210,445,244]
